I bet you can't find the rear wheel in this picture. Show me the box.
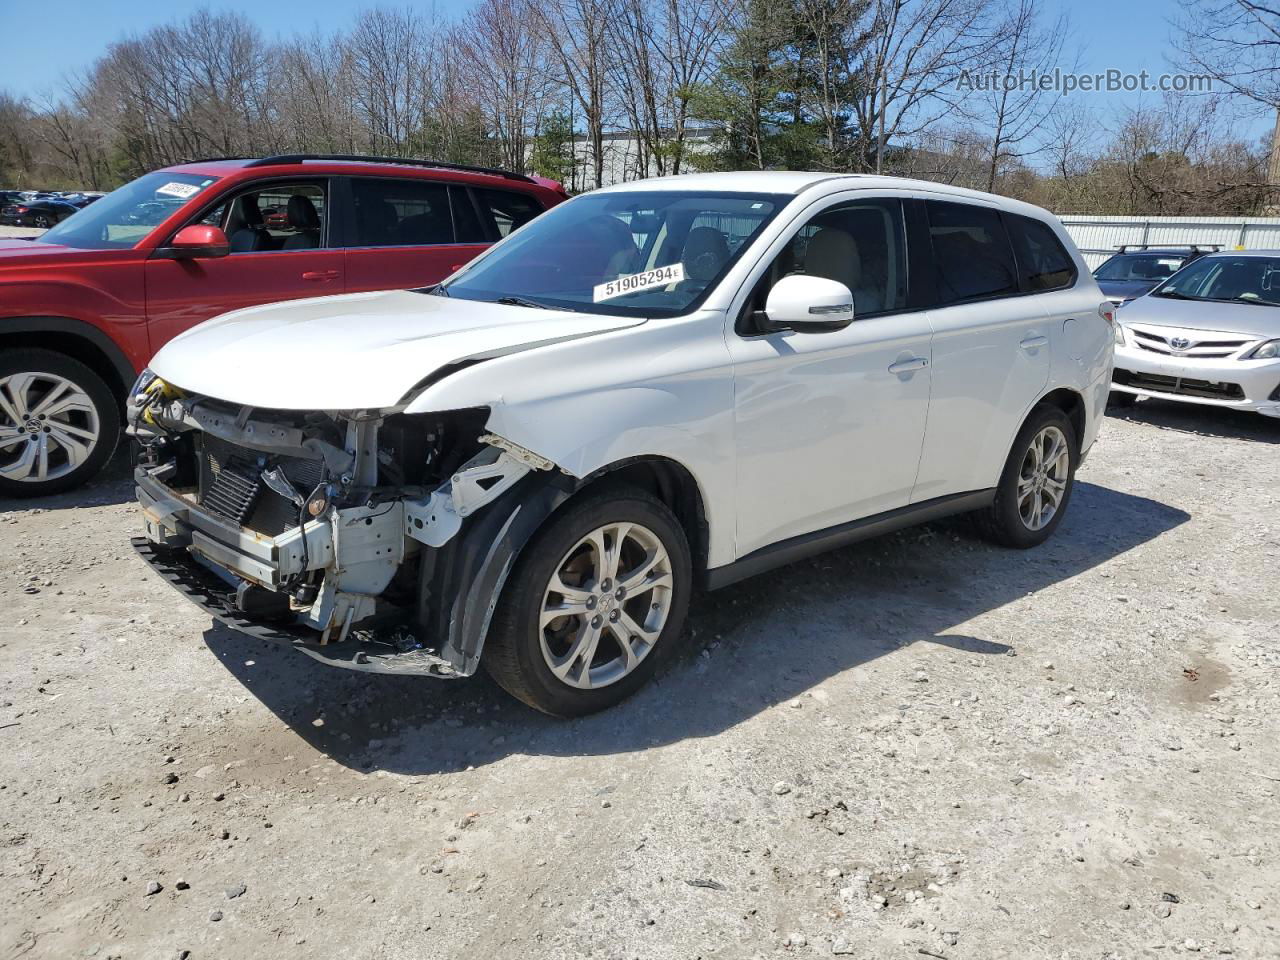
[484,487,692,717]
[975,404,1077,549]
[0,349,120,498]
[32,214,51,229]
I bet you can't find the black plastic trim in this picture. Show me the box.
[245,154,536,183]
[703,489,995,590]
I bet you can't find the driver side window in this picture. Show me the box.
[740,198,907,333]
[193,182,328,254]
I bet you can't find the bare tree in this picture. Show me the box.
[978,0,1069,190]
[538,0,615,188]
[849,0,1002,172]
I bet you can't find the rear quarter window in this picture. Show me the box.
[1007,214,1077,292]
[474,188,545,238]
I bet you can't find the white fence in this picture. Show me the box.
[1058,214,1280,268]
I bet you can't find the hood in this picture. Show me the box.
[150,289,647,410]
[1117,293,1280,340]
[0,237,71,260]
[1097,278,1156,302]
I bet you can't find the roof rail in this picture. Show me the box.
[244,154,535,183]
[1116,243,1222,254]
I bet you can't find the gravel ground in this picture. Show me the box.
[1,400,1278,960]
[0,226,46,239]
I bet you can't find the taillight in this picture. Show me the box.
[15,206,28,214]
[1098,301,1115,326]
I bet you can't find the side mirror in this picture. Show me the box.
[156,224,230,260]
[760,274,854,333]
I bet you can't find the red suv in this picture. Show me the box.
[0,155,567,496]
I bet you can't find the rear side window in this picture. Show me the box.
[925,200,1019,305]
[1007,214,1077,291]
[474,188,544,238]
[348,178,453,247]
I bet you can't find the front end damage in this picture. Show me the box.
[128,376,572,677]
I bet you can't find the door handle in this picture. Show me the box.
[1020,335,1048,350]
[302,270,339,281]
[888,357,929,374]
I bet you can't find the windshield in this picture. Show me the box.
[439,191,786,316]
[38,172,219,250]
[1095,252,1187,282]
[1152,255,1280,306]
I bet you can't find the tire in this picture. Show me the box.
[1107,389,1137,409]
[0,348,120,498]
[484,485,693,717]
[974,403,1078,549]
[32,214,51,229]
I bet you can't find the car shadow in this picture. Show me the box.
[0,446,134,514]
[201,480,1190,775]
[1108,397,1280,444]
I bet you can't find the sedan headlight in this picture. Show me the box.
[1114,323,1127,346]
[1245,339,1280,360]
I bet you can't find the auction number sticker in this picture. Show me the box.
[156,181,201,199]
[593,263,684,302]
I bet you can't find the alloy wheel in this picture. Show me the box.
[1016,424,1069,531]
[538,521,674,689]
[0,371,101,484]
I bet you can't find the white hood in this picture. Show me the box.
[150,289,646,410]
[1120,293,1280,340]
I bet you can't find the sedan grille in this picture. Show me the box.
[1131,328,1251,359]
[1113,369,1245,400]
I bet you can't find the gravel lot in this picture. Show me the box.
[1,396,1278,960]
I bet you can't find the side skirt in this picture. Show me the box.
[703,489,995,591]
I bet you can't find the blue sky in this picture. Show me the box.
[0,0,1271,142]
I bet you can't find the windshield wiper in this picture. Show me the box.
[1154,290,1196,300]
[493,296,575,312]
[1230,295,1279,307]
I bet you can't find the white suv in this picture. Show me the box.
[130,172,1114,716]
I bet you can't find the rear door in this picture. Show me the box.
[911,199,1050,502]
[338,177,491,292]
[143,179,343,353]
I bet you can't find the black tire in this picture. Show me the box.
[484,485,692,717]
[975,403,1078,549]
[0,348,120,498]
[32,214,51,229]
[1107,389,1137,409]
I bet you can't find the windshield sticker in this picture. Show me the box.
[155,181,201,200]
[593,263,685,302]
[1157,259,1180,267]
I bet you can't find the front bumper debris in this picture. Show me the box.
[131,536,460,676]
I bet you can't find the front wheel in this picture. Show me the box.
[32,214,51,229]
[0,349,120,497]
[484,486,692,717]
[975,404,1078,549]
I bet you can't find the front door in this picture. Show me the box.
[727,197,934,558]
[144,180,343,354]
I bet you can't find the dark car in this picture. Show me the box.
[0,198,81,228]
[1093,245,1218,306]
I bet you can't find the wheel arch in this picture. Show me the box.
[0,317,137,403]
[1034,386,1087,451]
[576,454,711,579]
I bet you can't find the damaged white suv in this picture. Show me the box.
[131,172,1113,716]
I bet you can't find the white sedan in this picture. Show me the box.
[1112,251,1280,418]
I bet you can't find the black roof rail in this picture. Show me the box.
[243,154,536,183]
[1116,243,1222,254]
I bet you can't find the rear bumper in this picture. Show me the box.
[1112,345,1280,417]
